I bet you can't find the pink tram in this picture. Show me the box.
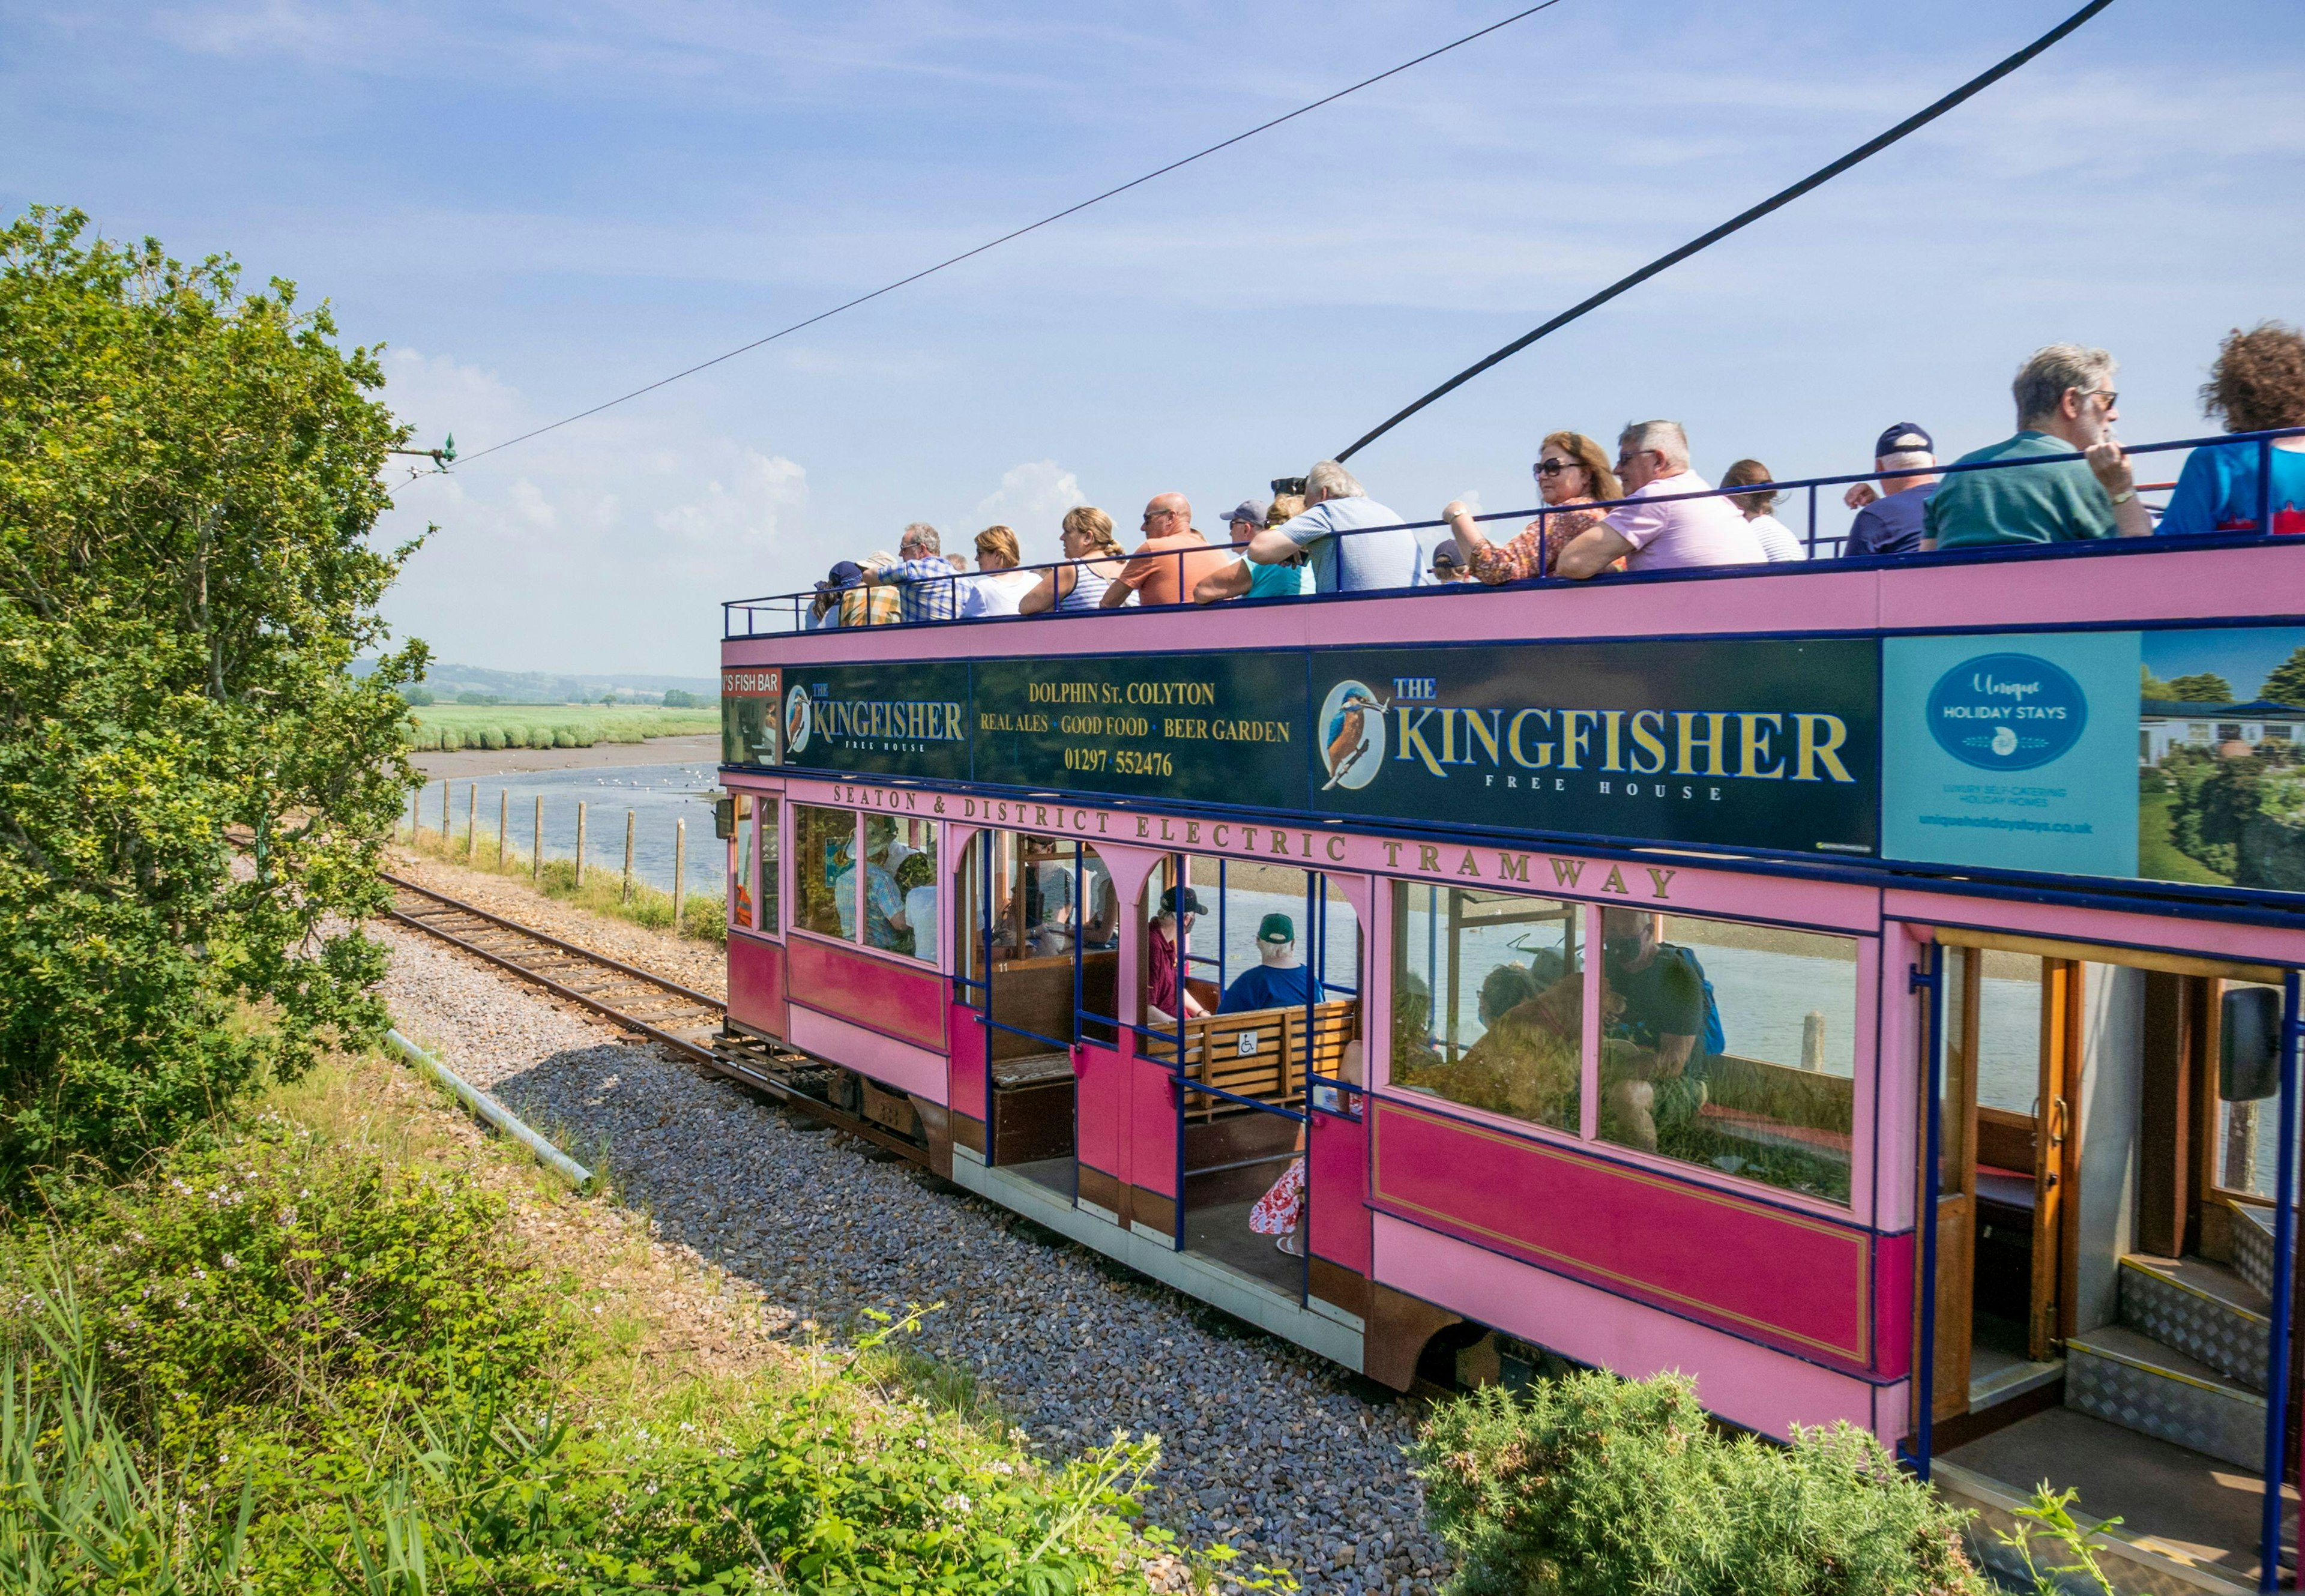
[715,453,2305,1592]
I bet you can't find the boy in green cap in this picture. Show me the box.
[1219,912,1324,1014]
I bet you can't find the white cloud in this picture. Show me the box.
[965,459,1086,535]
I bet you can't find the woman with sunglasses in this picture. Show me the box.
[1018,505,1132,614]
[1439,431,1621,584]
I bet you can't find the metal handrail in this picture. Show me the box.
[722,425,2304,638]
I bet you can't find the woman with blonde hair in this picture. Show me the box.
[1019,506,1131,613]
[959,524,1041,617]
[1720,459,1807,561]
[1439,431,1621,584]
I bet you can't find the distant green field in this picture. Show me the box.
[403,704,718,751]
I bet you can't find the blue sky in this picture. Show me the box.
[2143,627,2305,701]
[5,0,2300,675]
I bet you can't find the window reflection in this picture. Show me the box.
[1597,909,1855,1206]
[1390,885,1581,1134]
[794,804,854,940]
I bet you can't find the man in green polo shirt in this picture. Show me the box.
[1925,343,2155,550]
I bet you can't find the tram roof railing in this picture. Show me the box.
[723,427,2304,640]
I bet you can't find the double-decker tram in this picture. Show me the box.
[715,463,2305,1589]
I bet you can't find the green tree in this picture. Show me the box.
[2262,645,2305,708]
[0,206,426,1199]
[2168,672,2235,703]
[2141,664,2178,700]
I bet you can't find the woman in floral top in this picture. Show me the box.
[1439,430,1621,583]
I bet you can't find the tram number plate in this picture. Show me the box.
[1238,1031,1259,1057]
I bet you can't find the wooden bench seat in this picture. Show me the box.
[1142,999,1359,1119]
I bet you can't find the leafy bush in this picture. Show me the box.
[1413,1370,1984,1596]
[0,206,420,1202]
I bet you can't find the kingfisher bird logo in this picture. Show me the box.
[1318,679,1390,790]
[1925,652,2087,771]
[785,683,813,755]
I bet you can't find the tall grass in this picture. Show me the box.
[401,704,716,753]
[398,821,728,945]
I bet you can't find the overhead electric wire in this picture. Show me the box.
[445,1,1569,472]
[1333,0,2118,463]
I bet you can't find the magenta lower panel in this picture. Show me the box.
[1307,1104,1370,1274]
[786,935,947,1052]
[788,1004,949,1106]
[1373,1214,1890,1441]
[728,932,786,1038]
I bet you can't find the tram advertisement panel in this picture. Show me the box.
[972,652,1308,807]
[1309,639,1879,855]
[777,662,970,780]
[1883,625,2305,893]
[720,666,780,768]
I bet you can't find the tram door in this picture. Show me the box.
[1926,941,2080,1421]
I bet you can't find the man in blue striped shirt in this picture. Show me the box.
[867,522,963,623]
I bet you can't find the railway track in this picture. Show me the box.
[381,871,928,1163]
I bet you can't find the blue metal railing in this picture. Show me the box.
[722,426,2303,638]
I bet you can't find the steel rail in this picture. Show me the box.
[380,871,929,1165]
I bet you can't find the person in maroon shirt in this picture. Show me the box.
[1145,885,1208,1026]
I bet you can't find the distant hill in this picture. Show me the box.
[352,659,718,705]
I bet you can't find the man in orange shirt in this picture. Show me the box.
[1102,493,1234,609]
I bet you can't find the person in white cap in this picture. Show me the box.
[1839,423,1942,558]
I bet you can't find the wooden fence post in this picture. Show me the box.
[575,803,586,888]
[465,783,476,859]
[498,790,508,869]
[672,819,687,935]
[532,795,543,882]
[408,785,418,839]
[440,780,449,836]
[622,810,635,903]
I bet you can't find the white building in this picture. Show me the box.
[2141,697,2305,765]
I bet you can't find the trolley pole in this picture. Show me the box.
[622,810,635,903]
[498,790,508,869]
[532,795,543,882]
[574,803,586,888]
[672,819,687,934]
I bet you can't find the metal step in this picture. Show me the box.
[2231,1199,2279,1301]
[2065,1323,2265,1471]
[2116,1254,2270,1393]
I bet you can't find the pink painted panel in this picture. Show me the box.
[1885,889,2305,971]
[786,935,947,1050]
[788,1004,948,1104]
[1370,1097,1874,1369]
[1308,1104,1371,1273]
[728,932,786,1038]
[1374,1213,1887,1442]
[1875,544,2298,631]
[1130,1046,1181,1200]
[1872,1230,1915,1382]
[1075,1041,1125,1181]
[948,1004,987,1123]
[1873,922,1926,1233]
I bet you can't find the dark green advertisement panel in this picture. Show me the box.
[1310,639,1880,855]
[973,652,1309,807]
[780,661,971,781]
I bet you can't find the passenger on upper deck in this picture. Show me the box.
[1104,494,1234,608]
[865,523,963,623]
[1019,506,1131,613]
[1720,459,1807,562]
[959,525,1041,617]
[1219,914,1325,1014]
[1839,424,1940,557]
[1598,907,1717,1155]
[1550,421,1764,579]
[1427,542,1472,583]
[1144,885,1208,1026]
[840,553,902,627]
[1243,460,1423,593]
[1440,430,1618,585]
[2160,321,2305,538]
[1191,495,1311,603]
[1925,344,2152,550]
[807,561,863,630]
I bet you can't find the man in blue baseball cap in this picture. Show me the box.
[1840,423,1941,558]
[1219,912,1325,1014]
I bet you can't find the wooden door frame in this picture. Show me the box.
[2034,957,2085,1357]
[1927,945,1981,1423]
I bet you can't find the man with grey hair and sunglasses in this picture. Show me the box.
[1924,343,2153,551]
[1552,420,1763,579]
[1243,459,1423,594]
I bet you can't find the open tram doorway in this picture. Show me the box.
[956,830,1118,1191]
[1917,929,2302,1586]
[1137,852,1363,1298]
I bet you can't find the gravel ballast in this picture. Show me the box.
[379,921,1447,1594]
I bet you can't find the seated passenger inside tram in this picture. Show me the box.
[834,815,912,955]
[1597,907,1717,1154]
[1426,946,1585,1130]
[1145,885,1208,1026]
[1219,914,1324,1014]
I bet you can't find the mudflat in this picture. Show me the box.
[413,731,720,779]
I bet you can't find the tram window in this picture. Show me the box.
[1390,884,1580,1134]
[793,804,854,940]
[756,801,780,933]
[963,831,1104,1049]
[1595,910,1857,1206]
[2216,979,2288,1200]
[728,793,755,929]
[888,815,936,964]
